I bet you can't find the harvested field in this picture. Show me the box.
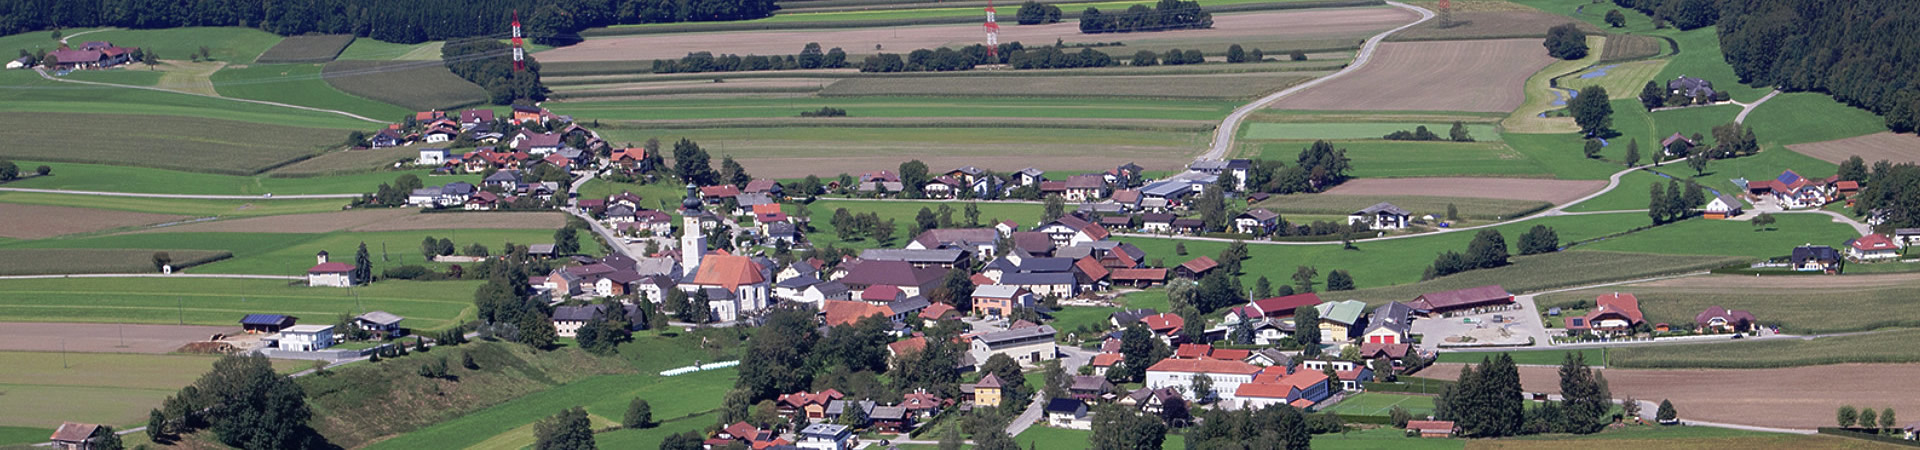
[597,127,1200,177]
[1785,132,1920,166]
[1270,39,1556,112]
[1338,250,1742,304]
[128,209,566,234]
[0,112,347,175]
[553,79,830,98]
[353,212,568,231]
[822,72,1322,99]
[541,8,1419,62]
[0,249,231,275]
[1599,34,1665,61]
[602,117,1217,132]
[1419,362,1920,430]
[322,60,490,111]
[254,35,356,63]
[1320,177,1606,204]
[0,322,236,354]
[1389,11,1601,41]
[0,204,190,239]
[1541,281,1920,334]
[1252,194,1548,220]
[270,146,427,176]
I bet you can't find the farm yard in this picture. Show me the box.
[1320,177,1606,204]
[0,204,189,239]
[1269,38,1557,112]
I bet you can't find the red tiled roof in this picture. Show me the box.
[1111,268,1165,281]
[1359,342,1412,359]
[822,300,891,327]
[49,422,99,443]
[723,422,758,440]
[692,253,767,291]
[752,203,783,216]
[1146,358,1262,375]
[1090,353,1123,367]
[1074,256,1110,281]
[1592,292,1644,324]
[970,273,994,285]
[919,302,956,320]
[862,285,903,302]
[777,389,844,408]
[902,389,943,410]
[1208,348,1250,361]
[889,336,927,355]
[1407,420,1455,432]
[1252,293,1322,317]
[1175,343,1211,359]
[1290,398,1315,408]
[309,262,353,273]
[1850,234,1898,251]
[1180,256,1218,273]
[1039,181,1067,192]
[1141,313,1184,333]
[700,185,741,198]
[1835,180,1860,191]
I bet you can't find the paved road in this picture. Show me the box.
[31,68,386,123]
[0,186,360,199]
[1001,345,1098,437]
[0,273,301,281]
[1731,90,1781,124]
[565,172,640,262]
[1201,1,1434,162]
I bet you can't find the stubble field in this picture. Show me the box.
[0,204,189,239]
[1421,362,1920,430]
[1785,132,1920,166]
[1320,177,1607,204]
[1269,38,1557,112]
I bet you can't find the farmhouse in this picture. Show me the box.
[1408,285,1513,316]
[1746,170,1835,209]
[1845,234,1901,261]
[969,325,1058,366]
[1564,293,1643,335]
[1695,306,1757,333]
[1660,132,1696,156]
[971,285,1035,317]
[1234,209,1280,234]
[1703,193,1744,219]
[49,422,107,450]
[1668,76,1715,99]
[1790,245,1841,273]
[839,260,945,298]
[1036,215,1110,248]
[1349,202,1411,230]
[307,251,354,287]
[1045,398,1091,429]
[353,311,404,336]
[1063,174,1109,202]
[48,42,139,69]
[276,324,335,351]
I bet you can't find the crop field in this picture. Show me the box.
[337,39,446,61]
[1557,59,1669,100]
[1272,38,1555,112]
[546,96,1239,121]
[1336,250,1743,304]
[1597,34,1664,62]
[1320,392,1436,417]
[0,70,374,130]
[1743,93,1889,147]
[254,34,356,63]
[0,277,477,332]
[0,112,346,175]
[1242,122,1501,140]
[270,146,441,176]
[322,60,491,112]
[1542,282,1920,334]
[0,322,239,354]
[1389,10,1602,41]
[0,193,347,218]
[596,127,1202,178]
[0,204,189,239]
[1422,360,1920,429]
[1322,177,1605,204]
[134,209,566,235]
[1475,430,1869,450]
[0,228,587,276]
[80,27,285,63]
[210,63,411,120]
[820,72,1324,99]
[1787,132,1920,166]
[0,249,230,275]
[2,160,466,195]
[546,7,1416,62]
[0,351,303,429]
[1253,194,1549,220]
[1254,140,1555,178]
[801,199,1045,249]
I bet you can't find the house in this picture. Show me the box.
[1314,300,1367,343]
[1564,293,1643,334]
[778,389,845,420]
[839,260,946,298]
[1790,245,1842,273]
[1234,209,1280,235]
[1110,308,1159,329]
[972,285,1035,317]
[1145,358,1262,403]
[923,175,964,198]
[906,228,1000,261]
[483,169,524,191]
[459,109,495,129]
[804,281,851,304]
[1300,358,1373,390]
[1703,194,1744,219]
[423,125,458,143]
[1175,256,1217,280]
[860,284,905,304]
[1349,202,1412,230]
[900,388,945,418]
[307,251,354,287]
[776,275,823,300]
[1015,167,1046,186]
[240,314,297,334]
[418,148,449,166]
[551,304,639,337]
[1121,387,1186,416]
[511,104,544,124]
[1232,367,1332,410]
[1361,302,1413,344]
[369,128,404,148]
[1063,175,1108,202]
[1408,285,1514,316]
[1089,353,1123,377]
[48,422,107,450]
[1747,170,1834,209]
[1846,234,1901,261]
[1045,398,1091,429]
[278,324,335,351]
[1170,218,1206,234]
[1359,342,1415,367]
[1660,132,1697,156]
[797,423,854,450]
[969,325,1058,366]
[858,248,970,269]
[684,251,772,322]
[1896,228,1920,247]
[1694,306,1757,333]
[919,302,959,323]
[1069,375,1115,402]
[1245,348,1292,367]
[1141,313,1185,339]
[867,404,914,432]
[1668,76,1715,99]
[1036,216,1111,248]
[354,311,405,336]
[1407,420,1458,438]
[998,271,1078,298]
[1244,293,1323,319]
[1009,231,1055,255]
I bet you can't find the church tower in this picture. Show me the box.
[680,184,706,278]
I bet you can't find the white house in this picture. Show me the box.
[278,324,336,351]
[797,423,853,450]
[1702,194,1744,219]
[418,148,449,166]
[1144,358,1262,403]
[969,325,1059,366]
[307,251,353,287]
[1847,234,1901,261]
[1348,202,1411,230]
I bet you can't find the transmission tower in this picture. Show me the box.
[512,11,526,72]
[984,1,1000,61]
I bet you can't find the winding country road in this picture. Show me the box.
[1201,1,1435,162]
[0,186,360,199]
[1731,90,1781,124]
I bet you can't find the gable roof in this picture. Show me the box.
[1074,256,1110,281]
[1045,397,1086,414]
[861,284,904,302]
[972,284,1027,299]
[49,422,100,443]
[1238,208,1279,221]
[822,300,892,327]
[977,372,1004,388]
[1090,353,1124,367]
[840,260,945,288]
[309,261,353,274]
[1251,293,1322,317]
[973,325,1056,345]
[1146,358,1262,375]
[1590,292,1644,324]
[1355,202,1411,216]
[1141,313,1185,333]
[1694,305,1756,327]
[1315,300,1367,326]
[356,311,403,326]
[1111,268,1166,281]
[1179,256,1218,273]
[1848,234,1898,251]
[1409,285,1512,312]
[888,336,927,355]
[692,253,768,290]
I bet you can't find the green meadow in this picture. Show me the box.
[1740,92,1888,146]
[547,96,1238,121]
[1255,140,1553,178]
[0,192,349,217]
[81,27,284,63]
[0,277,475,332]
[4,160,472,195]
[0,70,373,130]
[1579,213,1858,258]
[0,229,591,276]
[211,63,411,120]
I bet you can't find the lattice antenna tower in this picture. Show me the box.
[512,11,526,72]
[984,1,1000,61]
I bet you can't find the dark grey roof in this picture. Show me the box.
[1365,302,1413,335]
[442,182,475,195]
[869,405,909,420]
[703,287,736,300]
[974,325,1056,345]
[1355,202,1411,216]
[810,281,850,297]
[778,274,823,289]
[484,170,522,183]
[356,311,403,326]
[1045,398,1085,414]
[1111,308,1158,324]
[552,305,604,322]
[860,248,967,263]
[1894,228,1920,235]
[999,271,1077,286]
[1791,245,1839,264]
[769,221,796,237]
[1238,208,1279,221]
[888,296,931,316]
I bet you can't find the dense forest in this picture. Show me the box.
[1616,0,1920,132]
[0,0,777,45]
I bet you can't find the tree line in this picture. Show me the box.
[1714,0,1920,132]
[0,0,777,46]
[1078,0,1212,34]
[1240,140,1355,195]
[1384,122,1475,142]
[1608,0,1717,30]
[652,42,849,74]
[1425,226,1565,281]
[1851,160,1920,232]
[1435,353,1629,437]
[1647,179,1707,225]
[1015,1,1063,24]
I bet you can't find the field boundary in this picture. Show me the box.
[593,117,1216,132]
[577,0,1386,37]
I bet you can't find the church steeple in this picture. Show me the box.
[680,183,707,278]
[681,183,703,213]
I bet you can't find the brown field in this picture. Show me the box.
[1420,363,1920,430]
[821,72,1321,99]
[1390,11,1603,41]
[0,322,237,354]
[1270,38,1556,112]
[604,117,1217,132]
[129,209,567,234]
[1625,272,1920,290]
[537,8,1419,62]
[1785,132,1920,165]
[1599,34,1664,61]
[552,78,833,94]
[1321,177,1605,204]
[1469,434,1884,450]
[271,146,421,176]
[727,150,1192,179]
[0,204,191,239]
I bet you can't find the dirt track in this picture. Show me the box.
[0,322,237,354]
[1421,362,1920,429]
[1786,132,1920,165]
[0,203,190,239]
[1322,177,1606,204]
[538,8,1419,62]
[130,209,567,234]
[1269,38,1555,112]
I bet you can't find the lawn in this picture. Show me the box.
[0,192,348,218]
[0,228,590,276]
[1253,194,1551,221]
[1541,284,1920,334]
[1255,140,1553,178]
[1320,392,1436,417]
[546,96,1239,121]
[0,249,230,275]
[1578,213,1858,259]
[211,63,411,120]
[575,178,687,208]
[0,70,373,130]
[80,27,285,63]
[322,60,491,112]
[1607,328,1920,369]
[1335,250,1745,305]
[253,34,356,63]
[1557,170,1666,212]
[1558,59,1670,100]
[1436,348,1606,367]
[0,426,50,446]
[0,277,477,332]
[0,351,303,428]
[3,159,470,195]
[1012,426,1187,450]
[1740,92,1889,147]
[1242,123,1500,141]
[801,199,1045,250]
[1118,289,1173,312]
[1050,306,1121,337]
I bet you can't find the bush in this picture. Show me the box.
[799,107,848,118]
[1544,23,1589,59]
[382,265,431,280]
[1290,50,1307,61]
[35,165,51,176]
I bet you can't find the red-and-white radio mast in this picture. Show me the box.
[511,11,526,72]
[984,1,999,60]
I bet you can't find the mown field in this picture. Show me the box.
[0,249,230,275]
[0,70,373,130]
[1254,140,1555,178]
[1596,34,1666,62]
[1578,213,1858,259]
[211,63,411,120]
[322,60,491,112]
[1558,59,1669,100]
[1608,328,1920,369]
[77,27,281,63]
[1740,92,1889,148]
[820,72,1324,99]
[1335,250,1744,304]
[1554,170,1667,212]
[0,277,476,332]
[254,34,356,63]
[546,96,1239,121]
[1253,194,1550,220]
[0,351,303,429]
[268,146,446,176]
[1320,392,1436,417]
[0,193,348,218]
[594,127,1203,178]
[1242,122,1501,140]
[2,160,467,195]
[0,228,588,277]
[0,112,348,175]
